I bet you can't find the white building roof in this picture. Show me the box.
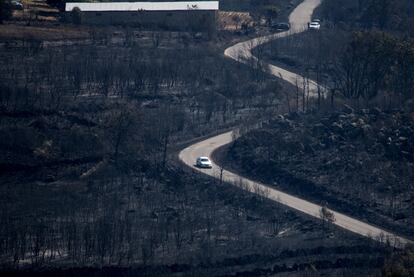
[65,1,219,12]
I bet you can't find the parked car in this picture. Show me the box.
[11,0,24,10]
[308,21,320,30]
[271,22,290,31]
[196,156,212,168]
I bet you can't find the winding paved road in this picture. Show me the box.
[179,0,412,248]
[224,0,324,97]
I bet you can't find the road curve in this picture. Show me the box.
[224,0,324,97]
[179,0,412,248]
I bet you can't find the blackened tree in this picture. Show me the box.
[0,0,12,24]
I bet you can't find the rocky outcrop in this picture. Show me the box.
[227,108,414,237]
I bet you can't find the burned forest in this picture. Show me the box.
[1,0,414,276]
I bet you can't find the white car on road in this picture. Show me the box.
[11,0,24,10]
[196,157,212,168]
[308,20,320,30]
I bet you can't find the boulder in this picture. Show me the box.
[361,108,370,114]
[361,124,372,135]
[312,123,327,134]
[338,114,351,120]
[330,122,344,133]
[357,118,365,126]
[344,123,362,139]
[399,136,408,142]
[370,107,382,116]
[324,157,342,170]
[342,104,354,114]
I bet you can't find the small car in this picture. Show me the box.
[11,0,24,10]
[308,21,320,30]
[196,156,212,168]
[271,22,290,31]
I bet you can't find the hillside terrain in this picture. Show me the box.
[0,34,387,272]
[213,0,414,274]
[222,108,414,239]
[1,0,412,275]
